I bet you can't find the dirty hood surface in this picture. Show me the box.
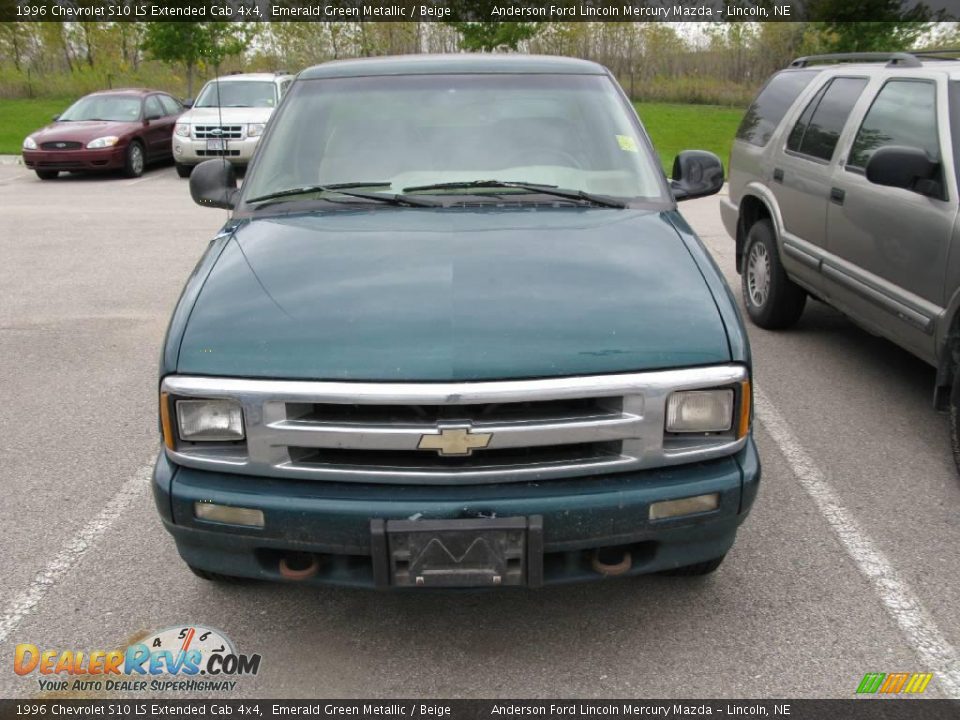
[177,207,730,381]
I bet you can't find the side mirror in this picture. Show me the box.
[190,159,239,210]
[182,98,194,109]
[144,113,163,122]
[52,114,60,121]
[865,145,942,198]
[670,150,724,201]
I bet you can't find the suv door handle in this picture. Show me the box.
[773,168,784,182]
[830,187,845,205]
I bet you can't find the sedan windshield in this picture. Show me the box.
[242,73,667,206]
[59,95,142,122]
[195,81,277,108]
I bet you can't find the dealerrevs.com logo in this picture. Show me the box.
[14,625,261,693]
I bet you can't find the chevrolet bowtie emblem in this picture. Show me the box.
[418,426,492,456]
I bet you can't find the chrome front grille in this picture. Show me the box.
[162,365,748,485]
[194,125,244,139]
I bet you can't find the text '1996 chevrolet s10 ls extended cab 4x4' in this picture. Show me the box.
[153,55,760,589]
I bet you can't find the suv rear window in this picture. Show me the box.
[786,77,868,161]
[736,70,818,147]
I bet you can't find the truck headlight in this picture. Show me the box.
[666,389,733,433]
[23,136,38,150]
[86,136,119,149]
[247,123,266,138]
[176,399,245,441]
[174,123,190,137]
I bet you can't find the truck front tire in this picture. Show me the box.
[660,554,726,577]
[188,564,250,584]
[950,379,960,476]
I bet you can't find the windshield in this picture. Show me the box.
[59,95,142,122]
[195,80,277,108]
[242,73,666,205]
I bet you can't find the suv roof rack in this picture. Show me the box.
[912,48,960,60]
[789,52,922,69]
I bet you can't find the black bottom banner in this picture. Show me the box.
[1,700,959,720]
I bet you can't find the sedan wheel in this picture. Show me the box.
[124,142,145,178]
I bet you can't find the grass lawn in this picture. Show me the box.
[634,102,745,174]
[0,98,76,155]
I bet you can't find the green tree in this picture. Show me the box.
[444,1,543,52]
[803,0,941,52]
[142,22,253,96]
[448,22,542,51]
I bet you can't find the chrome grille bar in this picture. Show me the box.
[194,125,244,139]
[162,364,748,485]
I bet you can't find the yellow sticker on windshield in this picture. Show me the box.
[616,135,638,153]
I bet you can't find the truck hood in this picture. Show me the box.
[177,208,730,381]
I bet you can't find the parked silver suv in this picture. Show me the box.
[723,51,960,469]
[173,72,292,177]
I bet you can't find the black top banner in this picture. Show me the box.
[1,700,960,720]
[3,0,959,23]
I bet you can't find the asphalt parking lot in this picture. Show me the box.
[1,159,959,699]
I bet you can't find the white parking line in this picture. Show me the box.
[125,171,168,186]
[0,461,152,644]
[755,385,960,698]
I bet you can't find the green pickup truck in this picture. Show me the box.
[153,54,760,589]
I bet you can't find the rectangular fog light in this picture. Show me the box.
[195,502,264,528]
[649,493,720,520]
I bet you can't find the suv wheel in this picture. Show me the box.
[175,163,192,179]
[950,379,960,475]
[123,141,145,178]
[741,219,806,329]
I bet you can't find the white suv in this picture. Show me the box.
[173,72,292,177]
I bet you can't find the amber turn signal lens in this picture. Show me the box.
[160,392,175,450]
[737,380,752,439]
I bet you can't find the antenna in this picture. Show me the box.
[214,64,230,222]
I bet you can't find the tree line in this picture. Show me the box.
[0,17,956,105]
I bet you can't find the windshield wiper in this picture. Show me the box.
[246,182,437,208]
[403,180,627,209]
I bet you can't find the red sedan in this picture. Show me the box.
[22,89,185,180]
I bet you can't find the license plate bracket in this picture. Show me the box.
[371,516,543,588]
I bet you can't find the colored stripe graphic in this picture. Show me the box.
[857,673,885,694]
[904,674,934,694]
[857,672,933,694]
[880,673,910,693]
